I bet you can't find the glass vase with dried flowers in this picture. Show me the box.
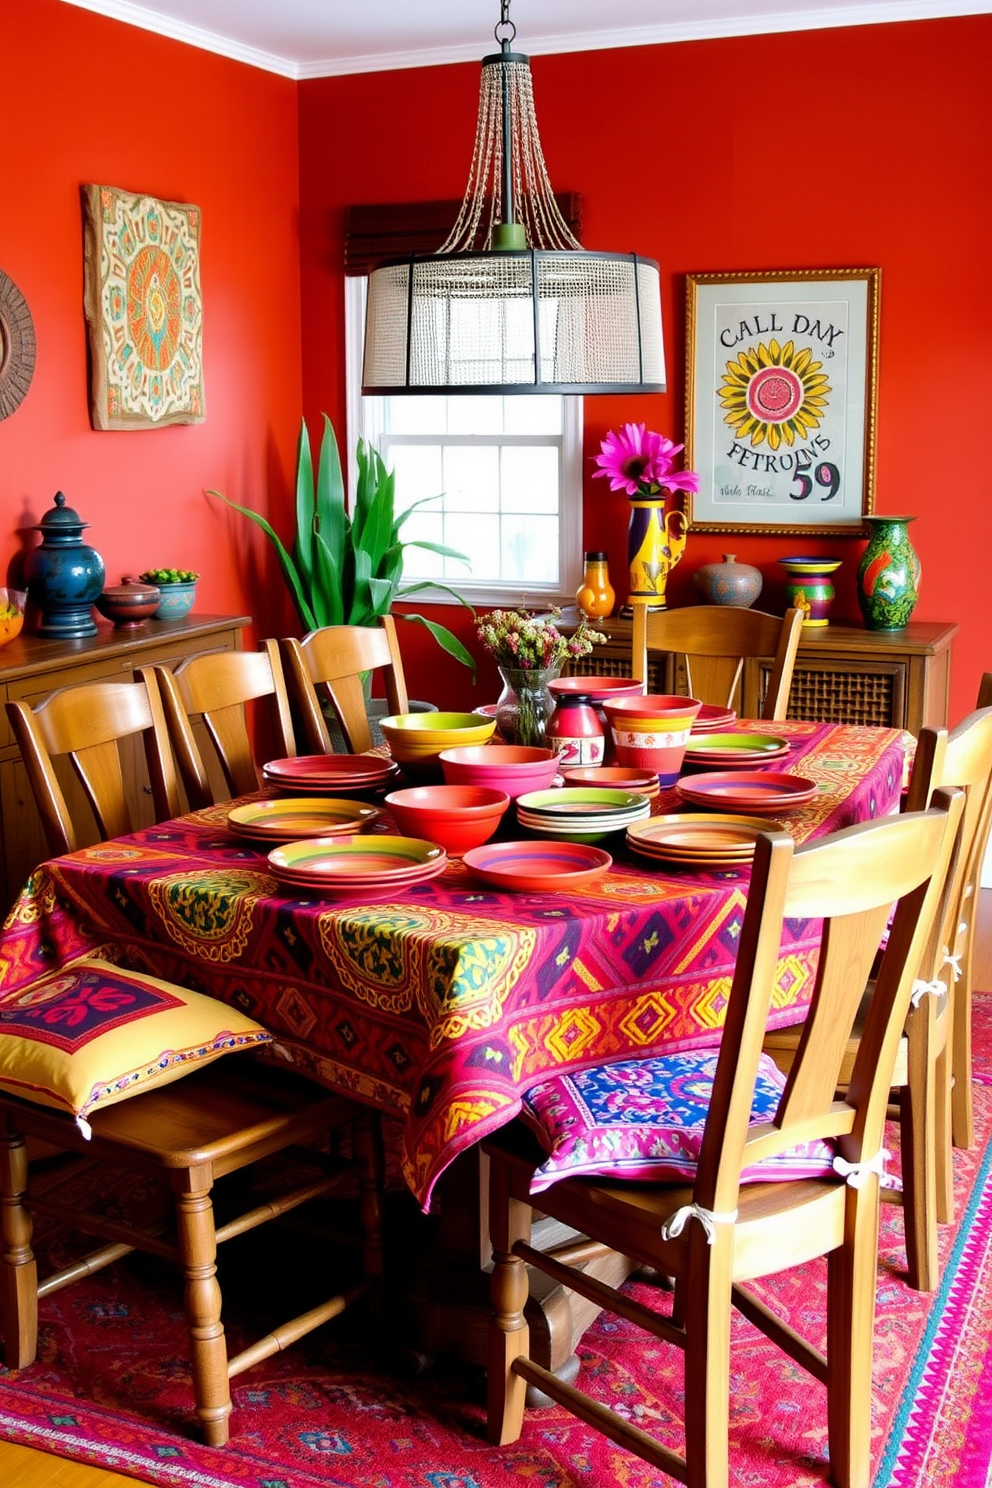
[477,606,607,748]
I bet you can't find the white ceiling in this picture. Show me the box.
[60,0,992,78]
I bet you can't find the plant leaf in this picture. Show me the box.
[396,580,476,614]
[207,488,317,632]
[396,613,478,679]
[312,528,344,628]
[294,420,315,592]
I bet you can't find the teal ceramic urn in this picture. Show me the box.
[856,516,921,631]
[26,491,105,638]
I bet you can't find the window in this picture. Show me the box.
[345,277,583,609]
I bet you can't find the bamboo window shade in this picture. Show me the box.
[343,195,583,277]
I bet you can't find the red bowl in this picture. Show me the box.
[384,783,510,854]
[439,744,562,799]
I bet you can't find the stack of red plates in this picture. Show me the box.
[675,772,818,814]
[267,834,447,897]
[262,754,400,796]
[689,705,738,733]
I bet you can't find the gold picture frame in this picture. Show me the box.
[685,268,879,535]
[83,183,205,431]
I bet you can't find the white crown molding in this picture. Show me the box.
[59,0,992,79]
[58,0,301,77]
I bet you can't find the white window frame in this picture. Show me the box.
[345,276,584,610]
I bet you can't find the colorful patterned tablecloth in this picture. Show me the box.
[0,720,905,1208]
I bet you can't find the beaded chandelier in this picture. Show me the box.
[361,1,666,396]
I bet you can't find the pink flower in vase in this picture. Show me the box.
[592,423,700,499]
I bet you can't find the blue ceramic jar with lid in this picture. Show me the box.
[26,491,105,638]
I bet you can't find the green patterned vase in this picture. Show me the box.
[856,515,921,632]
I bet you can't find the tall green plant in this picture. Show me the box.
[209,415,476,675]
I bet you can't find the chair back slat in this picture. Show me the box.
[631,605,803,720]
[693,793,963,1217]
[151,641,296,808]
[281,616,410,755]
[6,674,181,856]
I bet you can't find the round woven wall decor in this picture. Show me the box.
[0,269,37,420]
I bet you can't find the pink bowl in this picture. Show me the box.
[439,744,562,799]
[384,783,510,854]
[548,676,644,702]
[600,695,702,785]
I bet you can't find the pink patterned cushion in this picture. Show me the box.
[521,1049,837,1194]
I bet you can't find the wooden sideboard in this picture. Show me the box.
[559,609,957,734]
[0,613,249,911]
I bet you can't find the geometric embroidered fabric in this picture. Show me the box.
[521,1048,837,1194]
[0,956,271,1125]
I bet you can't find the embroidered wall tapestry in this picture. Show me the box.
[82,183,205,431]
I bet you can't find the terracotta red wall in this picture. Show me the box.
[1,0,303,638]
[299,16,992,722]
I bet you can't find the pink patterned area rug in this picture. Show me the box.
[1,999,991,1488]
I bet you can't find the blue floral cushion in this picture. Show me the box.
[521,1049,837,1194]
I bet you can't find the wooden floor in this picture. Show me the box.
[2,888,991,1488]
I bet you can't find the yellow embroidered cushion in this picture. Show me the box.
[0,957,271,1130]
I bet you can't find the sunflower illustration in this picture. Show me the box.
[719,339,831,450]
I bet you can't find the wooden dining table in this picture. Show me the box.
[0,717,907,1372]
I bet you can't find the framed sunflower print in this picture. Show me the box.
[82,183,205,431]
[685,268,879,534]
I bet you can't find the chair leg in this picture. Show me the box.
[826,1187,879,1488]
[173,1176,232,1447]
[901,997,939,1292]
[354,1110,385,1284]
[934,1015,955,1224]
[682,1231,732,1488]
[950,948,974,1150]
[0,1124,38,1370]
[487,1157,531,1446]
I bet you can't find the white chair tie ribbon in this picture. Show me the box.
[660,1203,738,1245]
[910,975,946,1007]
[943,949,963,982]
[832,1148,891,1189]
[75,1115,93,1141]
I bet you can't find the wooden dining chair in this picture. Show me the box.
[150,641,296,809]
[280,615,410,754]
[2,674,386,1445]
[6,672,182,855]
[924,687,992,1152]
[631,604,804,720]
[485,790,962,1488]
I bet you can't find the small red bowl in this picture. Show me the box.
[384,783,510,854]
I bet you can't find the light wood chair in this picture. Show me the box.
[151,642,296,809]
[0,1063,384,1445]
[6,672,182,854]
[280,615,410,754]
[929,687,992,1151]
[1,676,385,1445]
[631,604,804,721]
[485,791,962,1488]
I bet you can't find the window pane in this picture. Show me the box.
[442,446,499,514]
[504,397,562,435]
[447,397,504,435]
[400,509,445,577]
[388,396,447,435]
[501,514,559,584]
[445,513,499,577]
[501,446,559,515]
[391,445,443,513]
